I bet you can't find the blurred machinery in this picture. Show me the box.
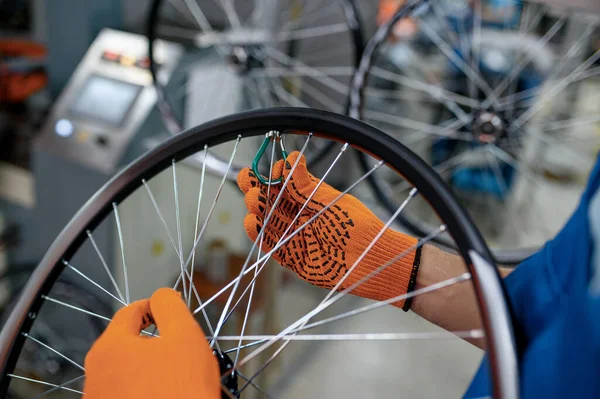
[13,29,182,285]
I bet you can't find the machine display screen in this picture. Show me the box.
[69,75,141,126]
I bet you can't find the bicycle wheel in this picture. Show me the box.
[351,0,600,264]
[0,108,517,398]
[0,267,110,398]
[147,0,364,171]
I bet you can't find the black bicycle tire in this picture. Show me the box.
[146,0,365,166]
[348,0,539,265]
[0,107,519,397]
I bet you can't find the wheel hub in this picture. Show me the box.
[472,111,505,144]
[227,45,265,74]
[214,350,239,398]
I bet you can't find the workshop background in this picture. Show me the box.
[0,0,599,397]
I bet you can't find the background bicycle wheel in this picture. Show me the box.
[351,0,600,264]
[147,0,366,171]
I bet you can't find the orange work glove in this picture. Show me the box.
[83,288,220,399]
[237,152,421,310]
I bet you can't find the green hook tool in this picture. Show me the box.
[252,131,288,185]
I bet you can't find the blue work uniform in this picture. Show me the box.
[464,156,600,398]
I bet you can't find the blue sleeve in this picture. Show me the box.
[464,157,600,398]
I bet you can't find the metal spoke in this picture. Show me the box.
[509,49,600,133]
[267,78,309,107]
[482,16,566,109]
[189,145,208,307]
[233,136,278,369]
[248,66,354,79]
[210,134,313,346]
[323,189,419,303]
[232,227,445,379]
[221,142,350,328]
[538,114,600,132]
[265,47,348,95]
[181,136,242,282]
[216,330,484,342]
[8,374,83,395]
[218,0,242,28]
[87,230,125,303]
[278,0,335,32]
[498,66,600,109]
[419,19,499,109]
[484,149,526,241]
[194,157,385,316]
[64,260,127,306]
[369,66,480,114]
[237,371,273,398]
[113,203,130,304]
[172,160,188,304]
[22,333,85,371]
[297,78,345,112]
[182,0,213,32]
[142,179,181,258]
[364,109,469,139]
[42,295,111,322]
[526,129,595,167]
[275,22,349,42]
[30,375,85,399]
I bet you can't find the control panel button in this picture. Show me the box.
[120,55,136,67]
[136,56,151,69]
[76,130,90,143]
[102,50,120,62]
[95,135,109,147]
[55,119,74,138]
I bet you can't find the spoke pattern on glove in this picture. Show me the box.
[194,157,385,317]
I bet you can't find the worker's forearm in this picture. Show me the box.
[410,245,511,349]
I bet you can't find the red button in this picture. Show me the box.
[102,51,120,62]
[136,57,150,69]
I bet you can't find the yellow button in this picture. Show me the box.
[76,130,90,143]
[120,55,136,67]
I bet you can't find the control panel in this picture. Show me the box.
[36,29,182,174]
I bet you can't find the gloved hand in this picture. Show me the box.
[237,151,420,310]
[83,288,220,399]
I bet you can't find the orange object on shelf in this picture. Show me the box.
[377,0,419,41]
[0,40,47,103]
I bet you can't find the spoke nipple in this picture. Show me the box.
[86,230,92,235]
[340,143,349,152]
[440,225,447,232]
[21,332,28,337]
[409,188,418,197]
[237,134,242,140]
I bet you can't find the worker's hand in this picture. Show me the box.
[83,288,220,399]
[238,152,419,309]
